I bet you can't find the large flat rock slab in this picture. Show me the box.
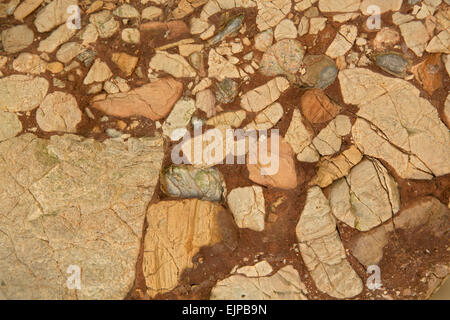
[0,134,164,299]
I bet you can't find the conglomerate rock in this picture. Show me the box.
[0,133,164,299]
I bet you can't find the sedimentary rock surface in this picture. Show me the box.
[0,134,164,299]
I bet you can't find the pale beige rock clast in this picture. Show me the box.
[13,0,44,21]
[339,68,450,180]
[83,58,113,85]
[444,94,450,129]
[236,260,274,277]
[78,23,99,45]
[318,0,361,12]
[309,17,327,35]
[206,110,247,128]
[89,10,120,38]
[208,49,240,80]
[34,0,77,33]
[297,144,320,163]
[240,77,290,112]
[0,111,22,142]
[36,91,82,133]
[37,23,77,53]
[150,51,197,78]
[312,115,351,156]
[162,97,196,141]
[0,133,164,299]
[199,0,256,23]
[227,186,266,232]
[143,199,238,297]
[297,16,309,37]
[329,158,400,231]
[13,53,47,74]
[399,21,430,57]
[244,103,284,131]
[310,145,363,188]
[350,197,449,267]
[210,264,308,300]
[296,186,363,299]
[56,42,85,64]
[121,28,141,44]
[284,108,314,154]
[0,75,49,112]
[255,29,274,52]
[142,6,163,20]
[113,3,139,18]
[360,0,402,15]
[274,19,298,41]
[195,89,216,118]
[326,24,358,59]
[426,30,450,54]
[1,24,34,54]
[91,78,183,120]
[256,0,291,31]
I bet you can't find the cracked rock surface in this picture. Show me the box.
[0,0,448,301]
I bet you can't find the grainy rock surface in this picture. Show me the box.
[0,134,164,299]
[0,0,448,301]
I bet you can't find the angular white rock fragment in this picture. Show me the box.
[296,186,363,298]
[240,77,289,112]
[329,158,400,231]
[211,264,308,300]
[227,186,266,231]
[339,68,450,180]
[326,24,358,58]
[162,97,196,141]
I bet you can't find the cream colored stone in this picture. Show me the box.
[240,77,289,112]
[0,133,164,299]
[83,58,113,85]
[329,158,400,231]
[296,186,363,299]
[0,75,49,112]
[211,264,308,300]
[227,186,266,231]
[340,68,450,179]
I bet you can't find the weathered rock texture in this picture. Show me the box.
[0,133,164,299]
[340,68,450,180]
[143,199,238,297]
[296,187,363,298]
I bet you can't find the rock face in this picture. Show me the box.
[36,92,82,133]
[340,68,450,180]
[240,77,290,112]
[0,111,22,142]
[256,0,291,31]
[312,115,351,156]
[13,53,47,74]
[260,39,305,78]
[211,263,308,300]
[227,186,266,232]
[244,103,284,131]
[296,186,363,298]
[149,52,197,78]
[318,0,360,12]
[91,78,183,120]
[350,197,449,267]
[300,89,340,124]
[329,158,400,231]
[310,145,363,188]
[0,133,164,299]
[326,25,357,59]
[399,21,430,57]
[284,109,314,154]
[247,136,298,190]
[0,75,49,112]
[160,165,226,202]
[83,59,113,85]
[37,24,77,53]
[162,97,196,141]
[143,199,238,297]
[34,0,78,33]
[1,25,34,53]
